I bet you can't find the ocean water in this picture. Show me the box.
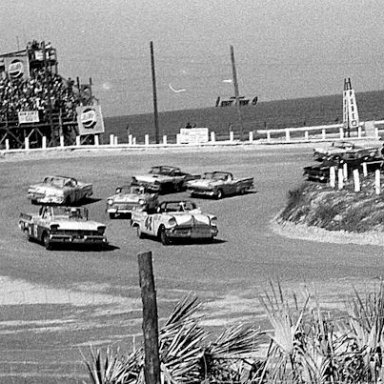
[103,90,384,143]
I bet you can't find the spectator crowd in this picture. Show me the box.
[0,41,94,124]
[0,68,80,123]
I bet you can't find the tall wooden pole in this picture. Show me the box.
[43,41,55,145]
[230,45,244,141]
[150,41,160,144]
[138,251,161,384]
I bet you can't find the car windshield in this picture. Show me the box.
[43,176,66,188]
[149,166,177,175]
[203,172,229,181]
[51,206,87,220]
[161,201,197,212]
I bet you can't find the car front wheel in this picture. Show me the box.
[159,226,171,245]
[42,232,52,250]
[216,189,224,199]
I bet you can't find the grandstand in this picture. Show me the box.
[0,40,103,149]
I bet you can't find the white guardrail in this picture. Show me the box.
[256,120,384,143]
[2,120,384,154]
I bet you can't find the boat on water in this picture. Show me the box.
[215,96,258,107]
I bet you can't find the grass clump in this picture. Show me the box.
[279,178,384,233]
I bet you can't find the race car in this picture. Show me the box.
[18,206,108,250]
[131,165,200,194]
[106,185,159,219]
[27,175,93,205]
[186,171,253,199]
[131,200,218,245]
[313,141,381,162]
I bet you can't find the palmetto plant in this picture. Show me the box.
[84,282,384,384]
[83,294,264,384]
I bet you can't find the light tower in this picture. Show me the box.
[343,78,360,138]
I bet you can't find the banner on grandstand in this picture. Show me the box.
[18,111,40,124]
[178,128,209,144]
[3,53,30,81]
[76,105,105,136]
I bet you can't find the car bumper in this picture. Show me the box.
[49,234,107,244]
[166,226,218,239]
[28,193,65,204]
[188,189,216,197]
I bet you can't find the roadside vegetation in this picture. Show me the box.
[279,176,384,233]
[83,281,384,384]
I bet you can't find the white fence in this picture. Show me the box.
[256,120,384,144]
[2,120,384,154]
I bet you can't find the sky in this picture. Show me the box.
[0,0,384,117]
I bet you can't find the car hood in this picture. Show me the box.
[28,184,64,194]
[170,212,212,226]
[50,220,105,231]
[187,179,221,188]
[134,175,173,183]
[108,193,147,203]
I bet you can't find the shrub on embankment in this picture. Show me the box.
[84,282,384,384]
[279,176,384,233]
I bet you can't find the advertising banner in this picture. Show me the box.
[76,105,105,136]
[18,111,40,124]
[3,53,30,81]
[178,128,209,144]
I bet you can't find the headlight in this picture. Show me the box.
[107,199,113,205]
[210,217,217,226]
[50,224,59,233]
[138,199,146,205]
[168,217,177,226]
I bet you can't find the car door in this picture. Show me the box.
[142,214,160,236]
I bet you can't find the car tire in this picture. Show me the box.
[42,232,52,250]
[216,189,224,199]
[109,213,115,219]
[159,226,171,245]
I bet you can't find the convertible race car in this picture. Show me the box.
[18,206,108,250]
[27,175,93,205]
[313,141,381,162]
[131,165,200,194]
[132,200,218,245]
[186,171,254,199]
[106,185,159,219]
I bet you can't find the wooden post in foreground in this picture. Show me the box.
[138,252,161,384]
[329,166,336,188]
[375,168,381,195]
[353,168,360,192]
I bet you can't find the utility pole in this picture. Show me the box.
[150,41,160,144]
[230,45,244,141]
[42,41,55,145]
[138,251,161,384]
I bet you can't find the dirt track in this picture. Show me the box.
[1,145,384,383]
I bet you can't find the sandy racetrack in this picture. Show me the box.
[1,145,384,383]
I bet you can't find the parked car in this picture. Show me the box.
[18,206,108,250]
[131,200,218,245]
[27,175,93,205]
[106,185,159,219]
[313,140,381,162]
[131,166,200,194]
[303,159,384,182]
[186,171,253,199]
[303,160,334,182]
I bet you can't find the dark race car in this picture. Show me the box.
[131,165,200,194]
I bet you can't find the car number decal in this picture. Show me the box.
[145,216,153,232]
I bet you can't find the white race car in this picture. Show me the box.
[132,200,218,245]
[27,175,93,205]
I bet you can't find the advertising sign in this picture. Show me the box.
[76,105,105,136]
[178,128,209,144]
[3,54,30,81]
[18,111,40,124]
